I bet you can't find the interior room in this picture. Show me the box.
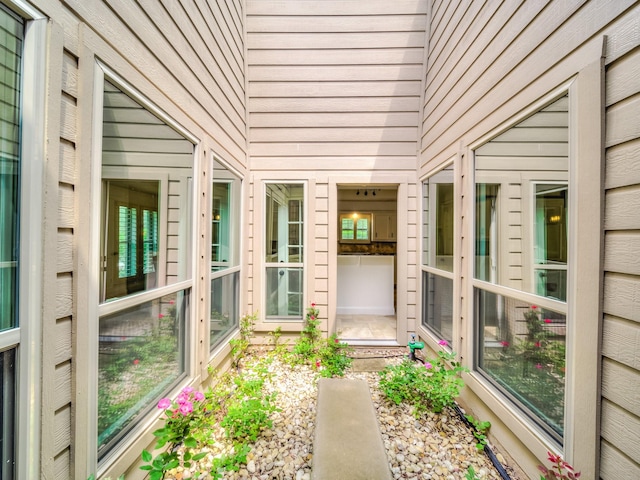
[336,185,398,343]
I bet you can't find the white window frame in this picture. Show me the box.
[209,154,243,356]
[466,64,603,477]
[263,181,307,322]
[88,61,200,474]
[0,2,47,478]
[419,161,456,344]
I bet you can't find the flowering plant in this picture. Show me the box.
[140,386,210,480]
[538,451,581,479]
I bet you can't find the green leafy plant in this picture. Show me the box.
[211,443,251,480]
[465,466,480,480]
[317,334,352,378]
[379,346,468,416]
[220,373,278,442]
[229,312,257,368]
[538,451,581,479]
[140,387,210,480]
[465,414,491,451]
[287,303,352,377]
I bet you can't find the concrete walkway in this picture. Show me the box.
[312,378,392,480]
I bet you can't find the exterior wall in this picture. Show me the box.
[245,0,427,337]
[418,0,639,478]
[22,0,248,478]
[600,44,640,479]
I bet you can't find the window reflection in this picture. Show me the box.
[474,94,569,441]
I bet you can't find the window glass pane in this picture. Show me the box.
[421,271,453,344]
[211,182,230,271]
[474,94,569,299]
[266,267,303,318]
[98,289,188,457]
[422,166,453,271]
[339,213,371,243]
[475,288,565,441]
[101,81,194,303]
[1,348,16,480]
[265,184,304,263]
[534,184,567,301]
[104,181,159,299]
[210,271,240,351]
[0,7,23,333]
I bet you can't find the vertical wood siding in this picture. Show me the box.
[601,42,640,478]
[246,0,427,170]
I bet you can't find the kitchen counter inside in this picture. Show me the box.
[337,255,394,315]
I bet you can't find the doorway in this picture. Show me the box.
[335,185,398,343]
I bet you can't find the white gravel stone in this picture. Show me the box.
[162,348,519,479]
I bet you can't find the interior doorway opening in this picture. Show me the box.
[336,185,398,344]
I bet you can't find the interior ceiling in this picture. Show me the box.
[338,185,397,201]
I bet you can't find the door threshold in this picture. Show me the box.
[341,339,401,347]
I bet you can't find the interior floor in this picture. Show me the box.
[336,314,396,341]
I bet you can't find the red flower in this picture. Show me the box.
[535,342,541,348]
[311,303,316,307]
[334,338,339,343]
[544,318,552,324]
[159,313,164,318]
[500,341,509,347]
[535,363,543,369]
[133,359,140,365]
[531,305,538,309]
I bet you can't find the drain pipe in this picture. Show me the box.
[407,338,512,480]
[452,403,512,480]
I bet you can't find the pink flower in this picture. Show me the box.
[182,386,194,394]
[157,398,172,410]
[310,316,316,320]
[179,401,193,415]
[334,338,339,343]
[544,318,552,324]
[315,359,321,368]
[535,363,543,369]
[531,305,538,310]
[535,342,541,348]
[424,362,433,369]
[438,339,448,347]
[158,313,164,318]
[169,300,175,305]
[133,359,140,365]
[500,341,509,347]
[193,391,205,402]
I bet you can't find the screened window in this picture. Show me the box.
[421,166,454,343]
[0,7,23,478]
[474,94,569,442]
[98,79,193,459]
[210,159,241,352]
[265,183,305,319]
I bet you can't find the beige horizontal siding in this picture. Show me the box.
[247,0,426,168]
[601,35,640,477]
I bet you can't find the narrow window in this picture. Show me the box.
[265,183,305,319]
[421,165,454,344]
[210,158,241,351]
[473,94,569,443]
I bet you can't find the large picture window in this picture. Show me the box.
[210,158,241,352]
[265,183,305,319]
[421,166,454,344]
[473,94,569,442]
[98,78,194,459]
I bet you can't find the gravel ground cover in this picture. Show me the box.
[165,347,522,480]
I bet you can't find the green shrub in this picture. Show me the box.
[379,349,468,415]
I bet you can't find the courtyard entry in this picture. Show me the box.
[336,185,398,343]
